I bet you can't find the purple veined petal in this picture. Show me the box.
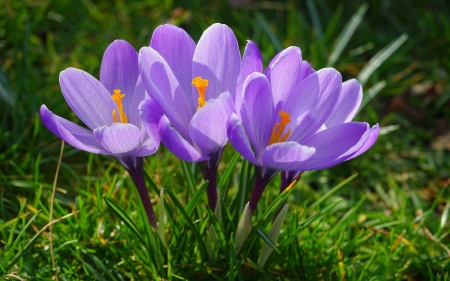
[235,40,263,120]
[316,124,327,133]
[150,24,196,112]
[227,113,259,165]
[135,136,159,157]
[325,79,363,128]
[100,40,139,124]
[299,60,315,81]
[264,46,303,107]
[285,68,342,143]
[139,47,193,141]
[241,72,278,156]
[139,98,163,145]
[347,124,379,160]
[128,76,148,127]
[189,91,234,156]
[40,105,110,155]
[261,141,315,171]
[292,122,370,171]
[192,23,240,102]
[59,68,116,130]
[159,115,207,162]
[93,123,142,155]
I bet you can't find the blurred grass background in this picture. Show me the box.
[1,0,450,280]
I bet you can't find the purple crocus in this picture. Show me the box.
[139,24,240,211]
[227,41,379,213]
[279,76,379,194]
[40,40,161,228]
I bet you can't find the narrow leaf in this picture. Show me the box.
[255,13,283,52]
[205,206,226,252]
[305,173,357,214]
[103,196,146,246]
[328,3,368,67]
[278,200,341,249]
[358,80,387,113]
[165,189,208,261]
[184,180,208,217]
[357,34,409,86]
[2,210,40,269]
[217,152,241,191]
[306,0,323,39]
[256,228,280,254]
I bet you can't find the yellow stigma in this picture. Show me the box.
[269,110,291,145]
[111,89,128,123]
[192,76,209,110]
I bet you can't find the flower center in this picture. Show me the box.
[192,76,209,110]
[269,110,291,145]
[111,89,128,123]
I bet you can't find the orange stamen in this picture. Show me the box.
[269,110,291,145]
[111,89,128,123]
[192,76,209,110]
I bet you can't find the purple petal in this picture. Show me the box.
[235,40,263,120]
[139,98,163,146]
[347,124,379,160]
[40,105,109,154]
[139,47,193,140]
[285,68,342,143]
[293,122,370,171]
[129,76,148,127]
[261,142,315,171]
[135,137,159,157]
[59,68,116,130]
[100,40,139,124]
[93,123,142,155]
[325,79,363,128]
[192,23,240,101]
[189,91,234,156]
[299,60,315,81]
[159,116,207,162]
[150,24,196,110]
[227,113,258,165]
[264,47,303,106]
[241,72,278,156]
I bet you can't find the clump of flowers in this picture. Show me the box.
[41,23,379,273]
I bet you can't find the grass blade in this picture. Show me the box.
[70,248,108,281]
[103,196,146,246]
[205,206,226,252]
[357,34,409,86]
[2,210,40,269]
[358,80,387,113]
[239,183,295,257]
[5,211,77,271]
[255,12,283,52]
[328,3,368,67]
[181,161,197,197]
[305,173,358,214]
[306,0,323,40]
[256,227,280,254]
[278,200,341,249]
[165,189,209,261]
[184,180,208,217]
[218,152,241,191]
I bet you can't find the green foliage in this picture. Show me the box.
[1,0,450,280]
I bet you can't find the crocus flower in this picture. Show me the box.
[279,76,379,194]
[139,24,240,211]
[228,41,379,213]
[40,40,161,228]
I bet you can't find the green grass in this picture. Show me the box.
[1,0,450,279]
